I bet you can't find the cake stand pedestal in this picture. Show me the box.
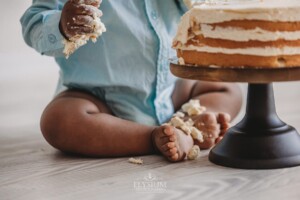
[170,60,300,169]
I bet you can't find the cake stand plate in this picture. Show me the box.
[170,59,300,169]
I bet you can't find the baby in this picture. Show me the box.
[21,0,242,162]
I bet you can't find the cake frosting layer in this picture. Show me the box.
[174,0,300,68]
[187,36,300,49]
[174,0,300,45]
[177,50,300,68]
[213,20,300,32]
[180,45,300,57]
[197,24,300,42]
[191,0,300,24]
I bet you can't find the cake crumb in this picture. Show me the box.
[128,157,143,165]
[168,99,205,137]
[179,125,192,135]
[185,118,194,126]
[170,117,192,135]
[191,127,204,142]
[173,111,185,118]
[178,57,185,65]
[209,65,222,68]
[187,145,201,160]
[182,99,206,116]
[170,117,185,128]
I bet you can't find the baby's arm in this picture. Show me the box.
[20,0,66,57]
[20,0,102,57]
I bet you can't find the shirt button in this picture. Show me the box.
[48,34,57,44]
[151,11,158,20]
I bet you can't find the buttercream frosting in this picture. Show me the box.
[180,45,300,56]
[174,0,300,57]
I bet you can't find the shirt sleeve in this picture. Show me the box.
[20,0,67,57]
[178,0,189,12]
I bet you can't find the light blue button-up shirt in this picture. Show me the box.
[21,0,187,126]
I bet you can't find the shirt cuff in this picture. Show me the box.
[41,11,65,56]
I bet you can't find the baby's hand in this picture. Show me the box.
[60,0,103,39]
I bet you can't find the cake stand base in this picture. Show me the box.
[170,60,300,169]
[209,84,300,169]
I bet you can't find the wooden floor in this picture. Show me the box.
[1,69,300,200]
[2,1,300,199]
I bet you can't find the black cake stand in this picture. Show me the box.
[170,59,300,169]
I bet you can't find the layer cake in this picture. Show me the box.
[173,0,300,68]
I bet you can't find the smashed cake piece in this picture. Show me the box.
[178,57,185,65]
[187,145,201,160]
[167,100,206,138]
[128,157,143,165]
[63,13,106,58]
[187,106,206,116]
[191,127,204,142]
[170,116,185,127]
[180,125,192,135]
[169,117,192,135]
[185,118,194,127]
[182,99,206,116]
[173,111,185,118]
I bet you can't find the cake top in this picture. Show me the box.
[192,0,299,9]
[174,0,300,45]
[187,0,300,23]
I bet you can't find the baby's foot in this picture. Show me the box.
[193,112,231,149]
[152,125,194,162]
[216,112,231,143]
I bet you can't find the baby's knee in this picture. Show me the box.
[40,90,110,153]
[40,97,89,150]
[40,100,70,150]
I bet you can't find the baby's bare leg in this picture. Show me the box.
[152,125,194,162]
[172,80,243,149]
[172,80,242,117]
[40,90,156,157]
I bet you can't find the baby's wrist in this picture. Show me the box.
[59,20,70,41]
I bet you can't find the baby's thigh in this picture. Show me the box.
[172,79,197,111]
[54,89,113,114]
[40,89,113,141]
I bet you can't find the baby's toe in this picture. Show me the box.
[160,133,176,143]
[217,113,231,124]
[161,142,176,151]
[220,127,229,136]
[198,138,215,149]
[217,113,231,136]
[165,147,178,156]
[169,153,179,162]
[163,126,175,136]
[159,136,169,144]
[215,136,223,144]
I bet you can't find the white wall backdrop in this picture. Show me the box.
[0,1,59,130]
